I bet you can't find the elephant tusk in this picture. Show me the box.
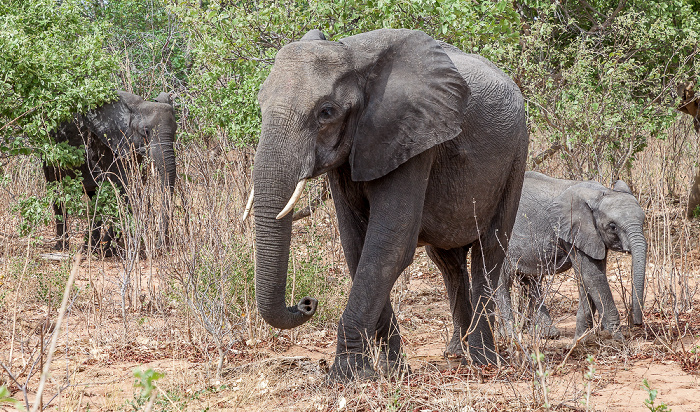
[241,187,254,221]
[276,179,307,220]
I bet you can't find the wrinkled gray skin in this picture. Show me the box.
[43,91,177,252]
[497,171,647,341]
[252,29,528,381]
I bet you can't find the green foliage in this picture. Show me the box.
[514,0,699,180]
[134,368,164,399]
[12,173,125,238]
[32,263,70,309]
[0,386,21,409]
[94,0,188,95]
[642,378,671,412]
[90,181,124,229]
[168,0,521,146]
[1,0,120,235]
[12,176,85,236]
[582,354,596,409]
[692,205,700,218]
[129,368,164,409]
[0,0,118,144]
[186,237,255,313]
[288,240,335,324]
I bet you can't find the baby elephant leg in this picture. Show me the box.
[574,254,622,341]
[523,276,560,339]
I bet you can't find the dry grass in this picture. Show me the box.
[1,117,700,411]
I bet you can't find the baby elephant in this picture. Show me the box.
[498,171,647,340]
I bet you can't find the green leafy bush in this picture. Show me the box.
[1,0,119,234]
[168,0,521,146]
[514,0,699,180]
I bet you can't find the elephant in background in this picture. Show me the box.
[248,28,528,381]
[43,90,177,253]
[677,82,700,218]
[497,171,647,341]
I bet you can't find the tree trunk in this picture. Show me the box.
[686,166,700,219]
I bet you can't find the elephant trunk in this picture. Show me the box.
[626,225,647,325]
[252,131,317,329]
[149,130,177,191]
[149,130,177,242]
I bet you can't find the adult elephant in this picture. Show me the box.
[249,28,528,381]
[497,171,647,341]
[43,90,177,252]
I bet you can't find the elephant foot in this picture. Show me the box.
[376,351,411,378]
[600,325,624,342]
[530,320,561,339]
[328,353,377,383]
[466,344,500,366]
[444,331,466,359]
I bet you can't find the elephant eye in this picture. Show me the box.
[609,222,617,231]
[318,105,335,122]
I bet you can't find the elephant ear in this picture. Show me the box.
[340,29,470,181]
[612,179,632,194]
[85,91,140,157]
[547,184,606,260]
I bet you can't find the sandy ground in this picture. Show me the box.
[1,244,699,411]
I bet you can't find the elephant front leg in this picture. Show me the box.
[426,245,472,358]
[331,248,415,381]
[374,299,406,376]
[574,254,622,341]
[327,160,429,381]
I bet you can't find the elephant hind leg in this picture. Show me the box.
[469,239,505,365]
[469,165,525,365]
[426,245,472,358]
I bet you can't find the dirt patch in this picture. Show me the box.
[2,243,699,411]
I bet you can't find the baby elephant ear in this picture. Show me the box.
[341,29,470,182]
[612,179,632,194]
[547,184,607,260]
[300,29,326,41]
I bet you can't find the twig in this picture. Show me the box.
[292,181,331,221]
[30,250,82,412]
[0,230,20,239]
[532,143,563,166]
[556,328,596,370]
[0,101,46,132]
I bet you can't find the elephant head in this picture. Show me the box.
[45,91,177,251]
[252,29,469,329]
[83,91,177,192]
[547,180,647,325]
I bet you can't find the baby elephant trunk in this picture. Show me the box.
[628,227,646,325]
